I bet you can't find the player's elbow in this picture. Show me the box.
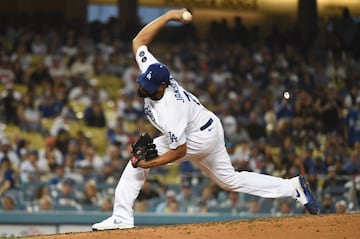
[132,36,147,55]
[132,38,140,55]
[175,143,187,158]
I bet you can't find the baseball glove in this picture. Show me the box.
[130,132,158,168]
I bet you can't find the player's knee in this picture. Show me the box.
[218,171,249,191]
[218,176,239,191]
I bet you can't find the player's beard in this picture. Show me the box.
[137,88,160,100]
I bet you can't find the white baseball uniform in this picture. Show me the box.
[112,46,297,226]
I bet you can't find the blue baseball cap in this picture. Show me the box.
[136,63,170,92]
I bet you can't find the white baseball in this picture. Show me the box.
[182,11,192,21]
[283,91,290,99]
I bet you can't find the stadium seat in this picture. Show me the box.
[259,198,275,214]
[23,132,45,149]
[96,75,123,99]
[208,205,233,214]
[323,185,348,197]
[52,204,80,211]
[81,126,108,154]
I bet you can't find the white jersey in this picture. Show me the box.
[136,46,214,151]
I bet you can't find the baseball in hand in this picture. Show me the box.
[182,11,192,21]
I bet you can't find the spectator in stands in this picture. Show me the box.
[10,44,32,72]
[248,143,266,174]
[31,34,47,56]
[313,85,342,134]
[17,93,43,133]
[53,178,78,207]
[344,96,360,147]
[176,179,199,213]
[0,157,17,197]
[101,197,113,212]
[267,118,290,148]
[246,110,266,142]
[136,179,160,202]
[68,78,93,106]
[92,50,107,76]
[179,161,200,185]
[70,52,94,80]
[306,172,319,192]
[320,193,335,214]
[335,8,358,52]
[29,61,52,85]
[80,180,100,207]
[65,139,84,161]
[229,141,250,170]
[19,150,40,183]
[197,186,218,209]
[96,160,116,185]
[247,198,261,215]
[222,114,250,145]
[274,199,293,216]
[50,116,69,138]
[101,152,125,183]
[166,198,181,213]
[75,160,96,184]
[335,200,347,214]
[11,60,27,84]
[134,199,148,213]
[49,164,66,186]
[155,190,181,213]
[54,129,71,156]
[1,195,16,211]
[121,59,139,94]
[38,92,63,119]
[83,98,106,127]
[301,146,316,174]
[274,95,295,120]
[38,196,53,212]
[0,82,21,124]
[37,150,59,177]
[38,136,63,170]
[32,184,51,205]
[106,116,130,146]
[343,151,360,175]
[48,56,70,79]
[0,60,15,84]
[104,53,125,77]
[312,156,327,175]
[117,92,143,122]
[0,137,20,170]
[88,78,108,103]
[219,191,244,214]
[81,144,103,174]
[61,34,78,58]
[322,166,346,193]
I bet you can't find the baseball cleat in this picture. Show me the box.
[92,216,134,231]
[291,176,319,215]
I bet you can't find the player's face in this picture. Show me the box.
[137,87,156,98]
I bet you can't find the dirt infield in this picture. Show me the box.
[27,213,359,239]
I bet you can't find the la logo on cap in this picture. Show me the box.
[146,71,152,80]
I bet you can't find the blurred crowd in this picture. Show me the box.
[0,8,360,217]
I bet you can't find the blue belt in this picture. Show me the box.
[200,118,213,131]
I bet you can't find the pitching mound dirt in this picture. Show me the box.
[27,213,359,239]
